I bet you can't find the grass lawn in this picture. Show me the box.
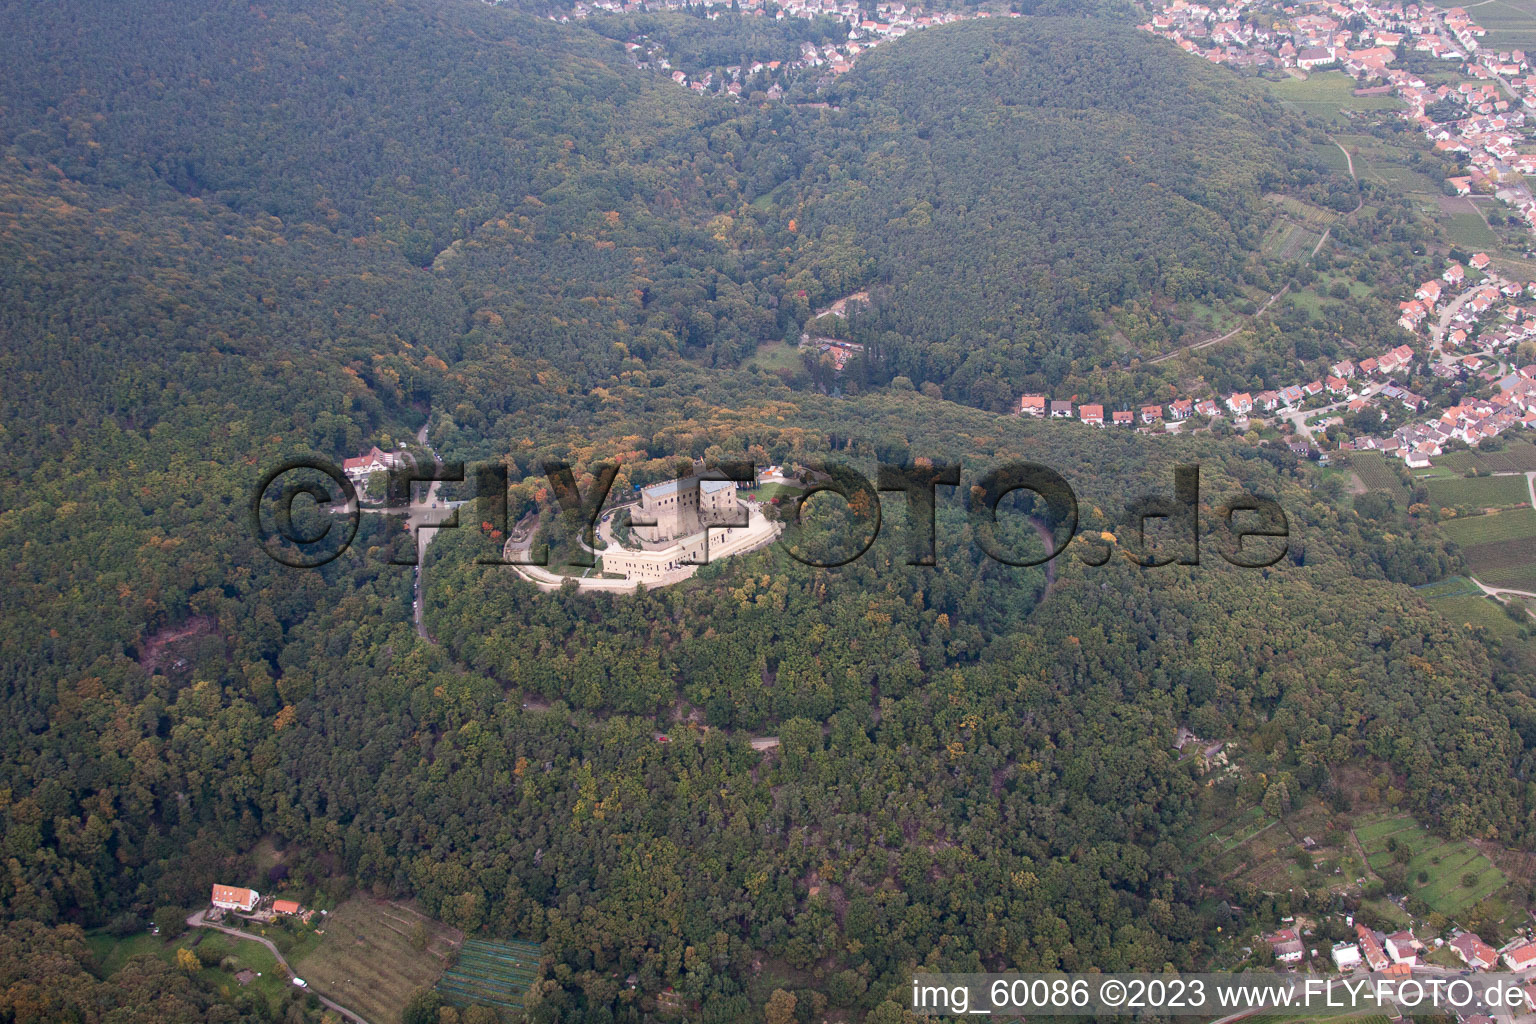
[746,481,805,502]
[86,930,180,977]
[86,927,292,1011]
[1424,474,1533,512]
[1356,814,1508,917]
[748,340,804,373]
[289,898,460,1024]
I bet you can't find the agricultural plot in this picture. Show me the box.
[1443,209,1499,250]
[1357,815,1507,917]
[1437,443,1536,474]
[437,938,541,1014]
[1466,555,1536,593]
[290,899,461,1024]
[1440,507,1536,547]
[1261,218,1324,260]
[1415,576,1483,600]
[1475,0,1536,51]
[1266,194,1339,229]
[1428,592,1530,640]
[1346,452,1409,498]
[1424,474,1533,512]
[1268,72,1403,123]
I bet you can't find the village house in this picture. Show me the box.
[1227,392,1253,415]
[1385,931,1422,964]
[1141,404,1164,424]
[1267,927,1305,963]
[1357,924,1391,971]
[1018,395,1046,417]
[1451,932,1499,970]
[1050,400,1073,418]
[1503,941,1536,971]
[1079,403,1104,425]
[1332,942,1363,971]
[1113,410,1134,426]
[1170,398,1194,420]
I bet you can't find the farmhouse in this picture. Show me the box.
[212,884,259,912]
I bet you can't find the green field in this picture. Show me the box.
[1357,814,1507,917]
[1444,208,1500,249]
[86,927,292,1010]
[437,938,542,1014]
[290,899,460,1024]
[1425,474,1533,512]
[1415,575,1484,600]
[748,340,805,373]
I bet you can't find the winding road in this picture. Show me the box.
[185,910,373,1024]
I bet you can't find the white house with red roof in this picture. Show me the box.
[212,884,260,912]
[342,446,403,486]
[1503,941,1536,971]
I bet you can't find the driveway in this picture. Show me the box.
[186,910,373,1024]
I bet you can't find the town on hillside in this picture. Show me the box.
[1015,252,1536,467]
[552,0,1017,97]
[1142,1,1536,236]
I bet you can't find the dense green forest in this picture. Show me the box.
[3,0,1535,1021]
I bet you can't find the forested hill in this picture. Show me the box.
[1,2,1528,1023]
[776,18,1314,408]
